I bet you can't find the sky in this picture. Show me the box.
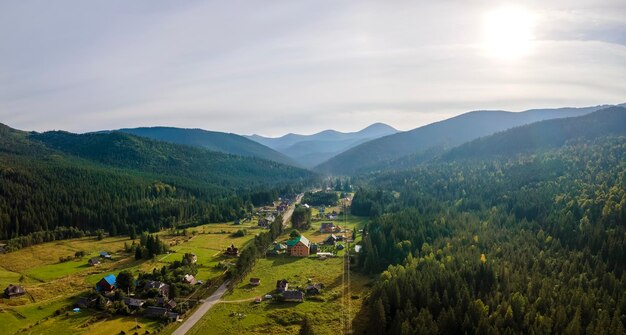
[1,0,625,136]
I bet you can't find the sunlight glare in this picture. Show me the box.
[482,6,535,61]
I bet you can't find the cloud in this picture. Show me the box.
[0,1,625,136]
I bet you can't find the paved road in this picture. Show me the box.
[172,281,230,335]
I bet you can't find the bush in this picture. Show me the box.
[231,229,246,238]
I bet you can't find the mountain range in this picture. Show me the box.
[314,105,615,175]
[246,123,398,168]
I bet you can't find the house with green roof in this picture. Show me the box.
[286,235,311,257]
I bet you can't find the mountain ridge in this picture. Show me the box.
[114,126,299,167]
[246,123,398,167]
[314,104,616,175]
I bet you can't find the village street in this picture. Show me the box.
[171,281,230,335]
[172,194,303,334]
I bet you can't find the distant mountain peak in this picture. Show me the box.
[245,123,399,168]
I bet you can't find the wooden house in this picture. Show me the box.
[306,283,323,295]
[286,235,310,257]
[320,222,337,233]
[96,274,116,292]
[225,244,239,257]
[323,234,338,245]
[3,284,26,299]
[144,281,170,297]
[282,290,304,302]
[250,278,261,286]
[182,274,198,285]
[276,279,289,293]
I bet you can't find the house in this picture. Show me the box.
[166,311,181,322]
[123,297,146,308]
[165,299,177,310]
[189,253,198,264]
[182,274,198,285]
[327,214,338,220]
[276,279,289,293]
[4,284,26,299]
[306,283,323,295]
[274,243,287,253]
[282,290,304,302]
[258,218,270,228]
[145,306,180,321]
[96,274,116,292]
[320,222,337,233]
[255,297,263,303]
[99,251,111,259]
[336,244,345,250]
[156,297,177,310]
[144,281,170,297]
[323,234,338,245]
[225,244,239,257]
[265,214,276,222]
[250,278,261,286]
[88,257,101,266]
[286,235,311,257]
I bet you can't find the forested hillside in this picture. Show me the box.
[316,105,609,175]
[118,127,298,166]
[0,124,313,247]
[353,136,626,334]
[443,106,626,161]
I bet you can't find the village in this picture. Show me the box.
[0,191,370,335]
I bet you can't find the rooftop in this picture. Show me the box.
[286,235,310,248]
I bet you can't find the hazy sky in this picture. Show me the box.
[1,0,625,136]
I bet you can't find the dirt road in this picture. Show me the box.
[171,281,230,335]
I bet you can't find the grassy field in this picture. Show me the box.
[0,221,257,335]
[186,214,374,335]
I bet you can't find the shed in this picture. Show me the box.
[3,284,26,299]
[88,257,101,266]
[282,290,304,302]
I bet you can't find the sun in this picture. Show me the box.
[482,6,535,61]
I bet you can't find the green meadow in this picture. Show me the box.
[0,221,257,335]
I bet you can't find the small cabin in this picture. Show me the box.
[88,257,101,266]
[4,284,26,299]
[282,290,304,302]
[276,279,289,293]
[96,274,116,292]
[225,244,239,257]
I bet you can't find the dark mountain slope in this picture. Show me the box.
[315,105,611,175]
[30,130,311,186]
[443,106,626,161]
[118,127,298,166]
